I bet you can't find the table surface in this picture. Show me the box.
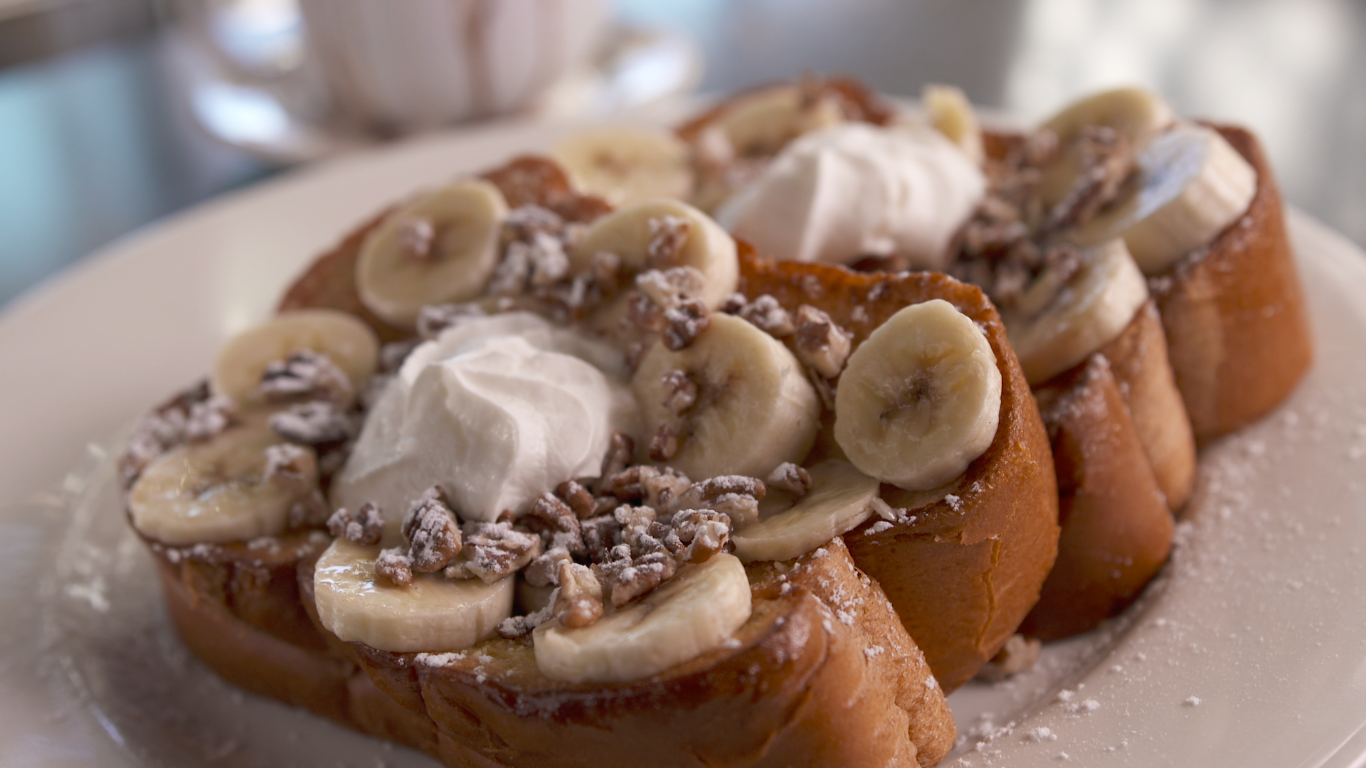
[1,0,1364,311]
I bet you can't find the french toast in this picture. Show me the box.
[121,152,1064,765]
[1020,354,1174,640]
[661,81,1309,643]
[735,254,1059,692]
[1152,124,1312,443]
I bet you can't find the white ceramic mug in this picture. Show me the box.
[178,0,610,137]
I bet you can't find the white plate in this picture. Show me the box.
[3,116,1365,768]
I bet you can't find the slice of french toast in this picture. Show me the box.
[1153,124,1313,443]
[735,254,1060,692]
[1020,354,1175,640]
[346,538,953,768]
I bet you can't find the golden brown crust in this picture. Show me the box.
[1098,300,1196,511]
[152,547,439,752]
[1153,124,1313,443]
[154,535,956,766]
[1020,356,1174,641]
[736,251,1060,692]
[351,539,952,768]
[143,529,332,652]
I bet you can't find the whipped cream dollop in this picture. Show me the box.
[717,122,986,270]
[332,312,636,533]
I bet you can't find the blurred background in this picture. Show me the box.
[1,0,1363,309]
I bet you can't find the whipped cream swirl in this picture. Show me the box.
[718,122,986,270]
[332,312,636,534]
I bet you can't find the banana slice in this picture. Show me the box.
[552,126,695,207]
[313,539,515,653]
[533,553,750,683]
[211,309,380,406]
[715,85,844,157]
[835,299,1001,491]
[1007,239,1149,384]
[1065,123,1257,275]
[571,198,739,311]
[732,460,881,563]
[355,179,509,328]
[1037,87,1175,206]
[923,83,984,165]
[128,417,312,545]
[632,313,820,480]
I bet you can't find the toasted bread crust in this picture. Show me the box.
[155,532,954,767]
[736,252,1060,692]
[350,540,952,768]
[152,545,441,752]
[1021,356,1175,640]
[1153,124,1312,442]
[1099,300,1196,511]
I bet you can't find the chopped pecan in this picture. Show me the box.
[646,215,692,267]
[1022,127,1060,167]
[793,305,853,379]
[554,561,605,628]
[670,475,766,528]
[598,431,635,489]
[184,396,237,443]
[262,442,317,486]
[1043,125,1134,233]
[453,521,542,584]
[561,221,589,251]
[628,267,712,350]
[374,548,413,587]
[648,423,679,461]
[497,604,555,639]
[580,514,623,564]
[486,241,532,296]
[614,505,663,554]
[416,302,487,340]
[263,442,327,528]
[666,508,732,564]
[734,294,796,337]
[535,274,597,320]
[523,232,571,287]
[402,488,462,573]
[398,215,436,260]
[555,479,597,519]
[766,462,812,495]
[503,204,564,239]
[637,466,692,510]
[661,302,710,351]
[523,493,584,556]
[327,503,385,546]
[524,546,572,588]
[606,465,645,501]
[266,448,329,528]
[120,401,191,487]
[589,251,624,295]
[257,350,354,406]
[595,549,677,606]
[269,400,354,446]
